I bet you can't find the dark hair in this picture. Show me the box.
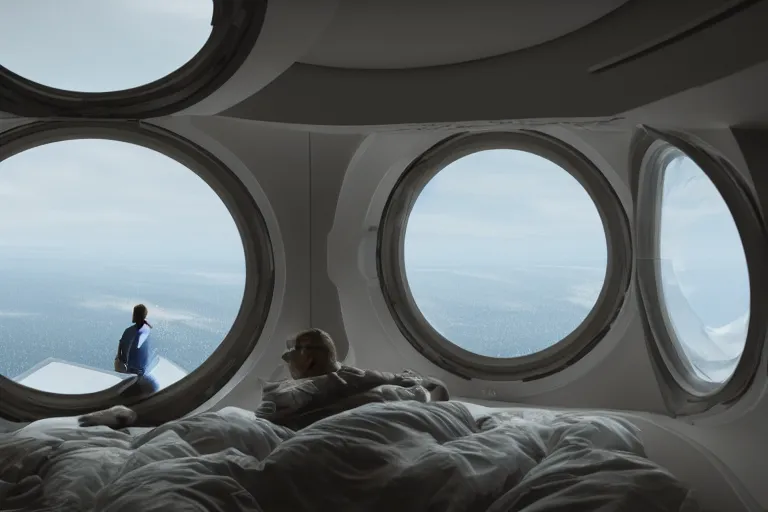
[291,328,337,363]
[133,304,152,329]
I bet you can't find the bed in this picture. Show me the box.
[0,369,703,511]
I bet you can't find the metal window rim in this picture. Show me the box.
[377,130,632,381]
[0,120,274,423]
[633,127,767,406]
[0,0,267,119]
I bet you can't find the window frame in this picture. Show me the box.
[0,0,267,119]
[631,126,767,414]
[377,131,632,381]
[0,120,274,423]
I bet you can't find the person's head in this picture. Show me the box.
[132,304,149,327]
[281,328,340,379]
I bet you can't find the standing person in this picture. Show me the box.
[115,304,159,395]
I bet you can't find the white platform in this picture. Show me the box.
[13,356,188,394]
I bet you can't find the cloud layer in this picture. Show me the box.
[79,296,223,334]
[0,311,38,318]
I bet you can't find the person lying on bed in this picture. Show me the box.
[258,328,450,429]
[79,328,450,431]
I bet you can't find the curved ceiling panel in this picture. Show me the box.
[179,0,341,116]
[300,0,629,70]
[222,0,768,128]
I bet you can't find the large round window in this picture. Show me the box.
[379,132,632,380]
[0,0,213,93]
[0,122,273,423]
[632,129,768,412]
[0,138,243,393]
[0,1,267,118]
[405,149,607,357]
[657,147,750,384]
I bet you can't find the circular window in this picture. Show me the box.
[0,122,273,423]
[0,0,213,93]
[657,146,750,384]
[0,1,267,118]
[379,132,632,380]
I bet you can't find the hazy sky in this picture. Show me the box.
[0,139,244,269]
[405,149,748,276]
[0,0,213,92]
[405,149,608,269]
[660,152,749,273]
[0,0,237,270]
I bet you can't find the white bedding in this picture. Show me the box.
[0,400,701,512]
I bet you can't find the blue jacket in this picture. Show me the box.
[117,323,155,375]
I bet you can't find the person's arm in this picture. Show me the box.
[117,329,131,363]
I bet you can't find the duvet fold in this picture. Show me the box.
[0,401,700,512]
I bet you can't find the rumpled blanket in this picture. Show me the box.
[255,365,450,430]
[0,401,702,512]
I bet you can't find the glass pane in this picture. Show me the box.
[658,149,750,383]
[404,149,608,358]
[0,139,245,394]
[0,0,213,92]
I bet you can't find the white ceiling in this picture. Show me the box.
[300,0,630,69]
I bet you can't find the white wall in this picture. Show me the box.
[159,116,766,511]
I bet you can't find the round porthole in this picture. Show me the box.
[0,121,274,423]
[378,131,632,380]
[656,146,749,385]
[633,128,767,409]
[0,0,267,118]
